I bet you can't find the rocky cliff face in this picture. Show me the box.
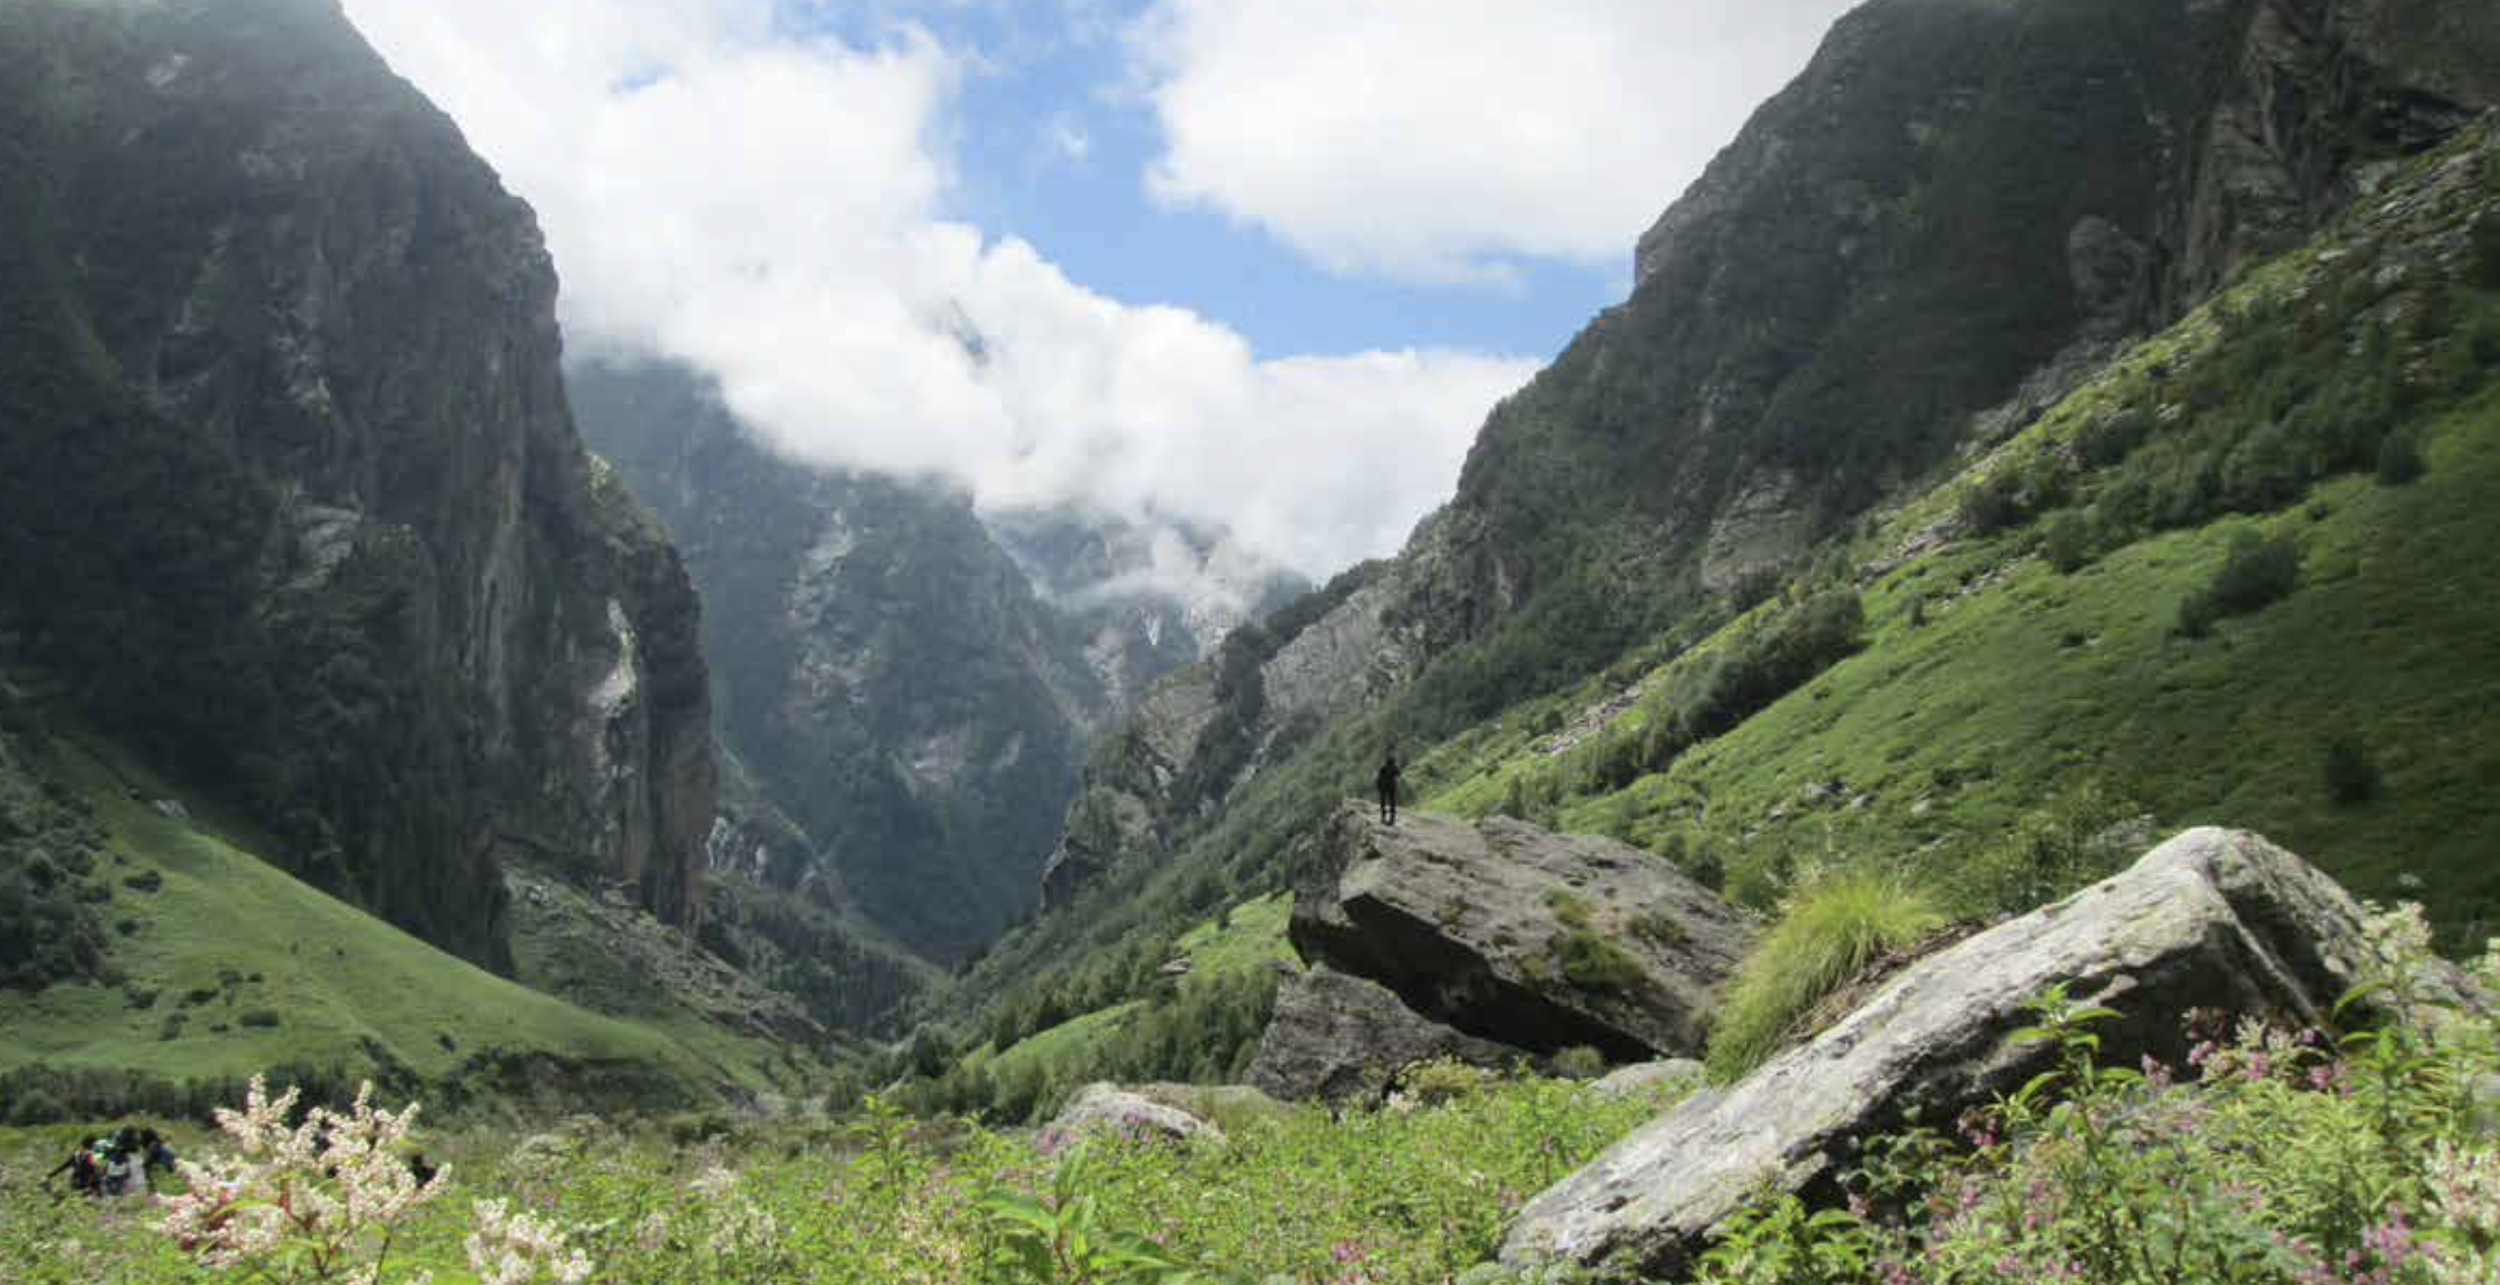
[571,359,1168,962]
[0,0,715,968]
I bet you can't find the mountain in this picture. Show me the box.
[574,359,1273,969]
[0,0,719,972]
[981,503,1310,714]
[932,0,2500,1103]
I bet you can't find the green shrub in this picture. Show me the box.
[1398,1056,1493,1106]
[2178,530,2301,636]
[1553,929,1646,994]
[1957,469,2026,535]
[1541,887,1594,929]
[2038,510,2093,574]
[1549,1045,1608,1081]
[1629,908,1689,948]
[1949,788,2129,917]
[2377,429,2425,485]
[2323,734,2381,805]
[1705,873,1946,1083]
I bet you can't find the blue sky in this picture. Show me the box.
[342,0,1853,574]
[911,3,1625,360]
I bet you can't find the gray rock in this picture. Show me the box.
[1501,829,2393,1276]
[1041,1083,1223,1150]
[1248,966,1528,1103]
[1293,805,1753,1059]
[1589,1060,1705,1100]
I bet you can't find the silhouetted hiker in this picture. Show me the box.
[1376,751,1402,826]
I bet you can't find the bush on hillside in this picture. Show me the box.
[1957,469,2027,535]
[1948,787,2130,918]
[2324,734,2382,805]
[2377,429,2427,485]
[1674,591,1867,745]
[2038,510,2094,574]
[2177,531,2301,636]
[1704,873,1946,1084]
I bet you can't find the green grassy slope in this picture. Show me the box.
[923,894,1296,1120]
[1417,133,2500,946]
[0,725,801,1118]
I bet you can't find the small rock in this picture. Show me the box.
[1588,1060,1705,1100]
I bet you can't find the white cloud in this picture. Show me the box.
[340,0,1535,577]
[1132,0,1858,284]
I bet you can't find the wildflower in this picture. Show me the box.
[157,1077,446,1279]
[689,1164,741,1200]
[465,1197,593,1285]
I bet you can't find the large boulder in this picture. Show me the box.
[1501,829,2398,1276]
[1248,966,1529,1103]
[1039,1083,1223,1152]
[1293,805,1753,1058]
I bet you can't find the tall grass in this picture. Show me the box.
[1704,872,1947,1083]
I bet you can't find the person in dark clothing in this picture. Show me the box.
[44,1138,104,1198]
[1376,751,1402,825]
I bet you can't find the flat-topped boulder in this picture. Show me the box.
[1501,828,2406,1276]
[1247,965,1529,1103]
[1293,804,1753,1059]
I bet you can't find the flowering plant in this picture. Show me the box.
[157,1077,448,1285]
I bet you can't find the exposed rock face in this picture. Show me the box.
[1039,562,1408,906]
[570,360,1119,962]
[1247,965,1528,1104]
[1501,829,2396,1276]
[0,0,714,967]
[1042,1082,1225,1149]
[1293,805,1754,1060]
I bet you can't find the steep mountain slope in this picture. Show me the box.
[0,0,715,970]
[1418,124,2500,944]
[573,360,1146,963]
[0,703,800,1120]
[940,0,2500,1076]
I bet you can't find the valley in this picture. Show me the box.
[4,0,2500,1282]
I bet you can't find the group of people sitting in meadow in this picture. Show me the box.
[42,1125,179,1199]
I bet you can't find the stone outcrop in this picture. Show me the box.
[1501,829,2404,1276]
[1247,966,1527,1104]
[1042,1083,1225,1149]
[1293,806,1754,1059]
[1589,1060,1705,1100]
[0,0,715,968]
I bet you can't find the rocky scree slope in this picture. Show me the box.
[960,0,2500,1031]
[0,0,716,970]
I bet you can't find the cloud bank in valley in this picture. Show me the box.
[339,0,1846,576]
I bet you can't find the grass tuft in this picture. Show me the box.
[1705,873,1946,1083]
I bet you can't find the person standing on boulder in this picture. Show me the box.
[1376,750,1403,826]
